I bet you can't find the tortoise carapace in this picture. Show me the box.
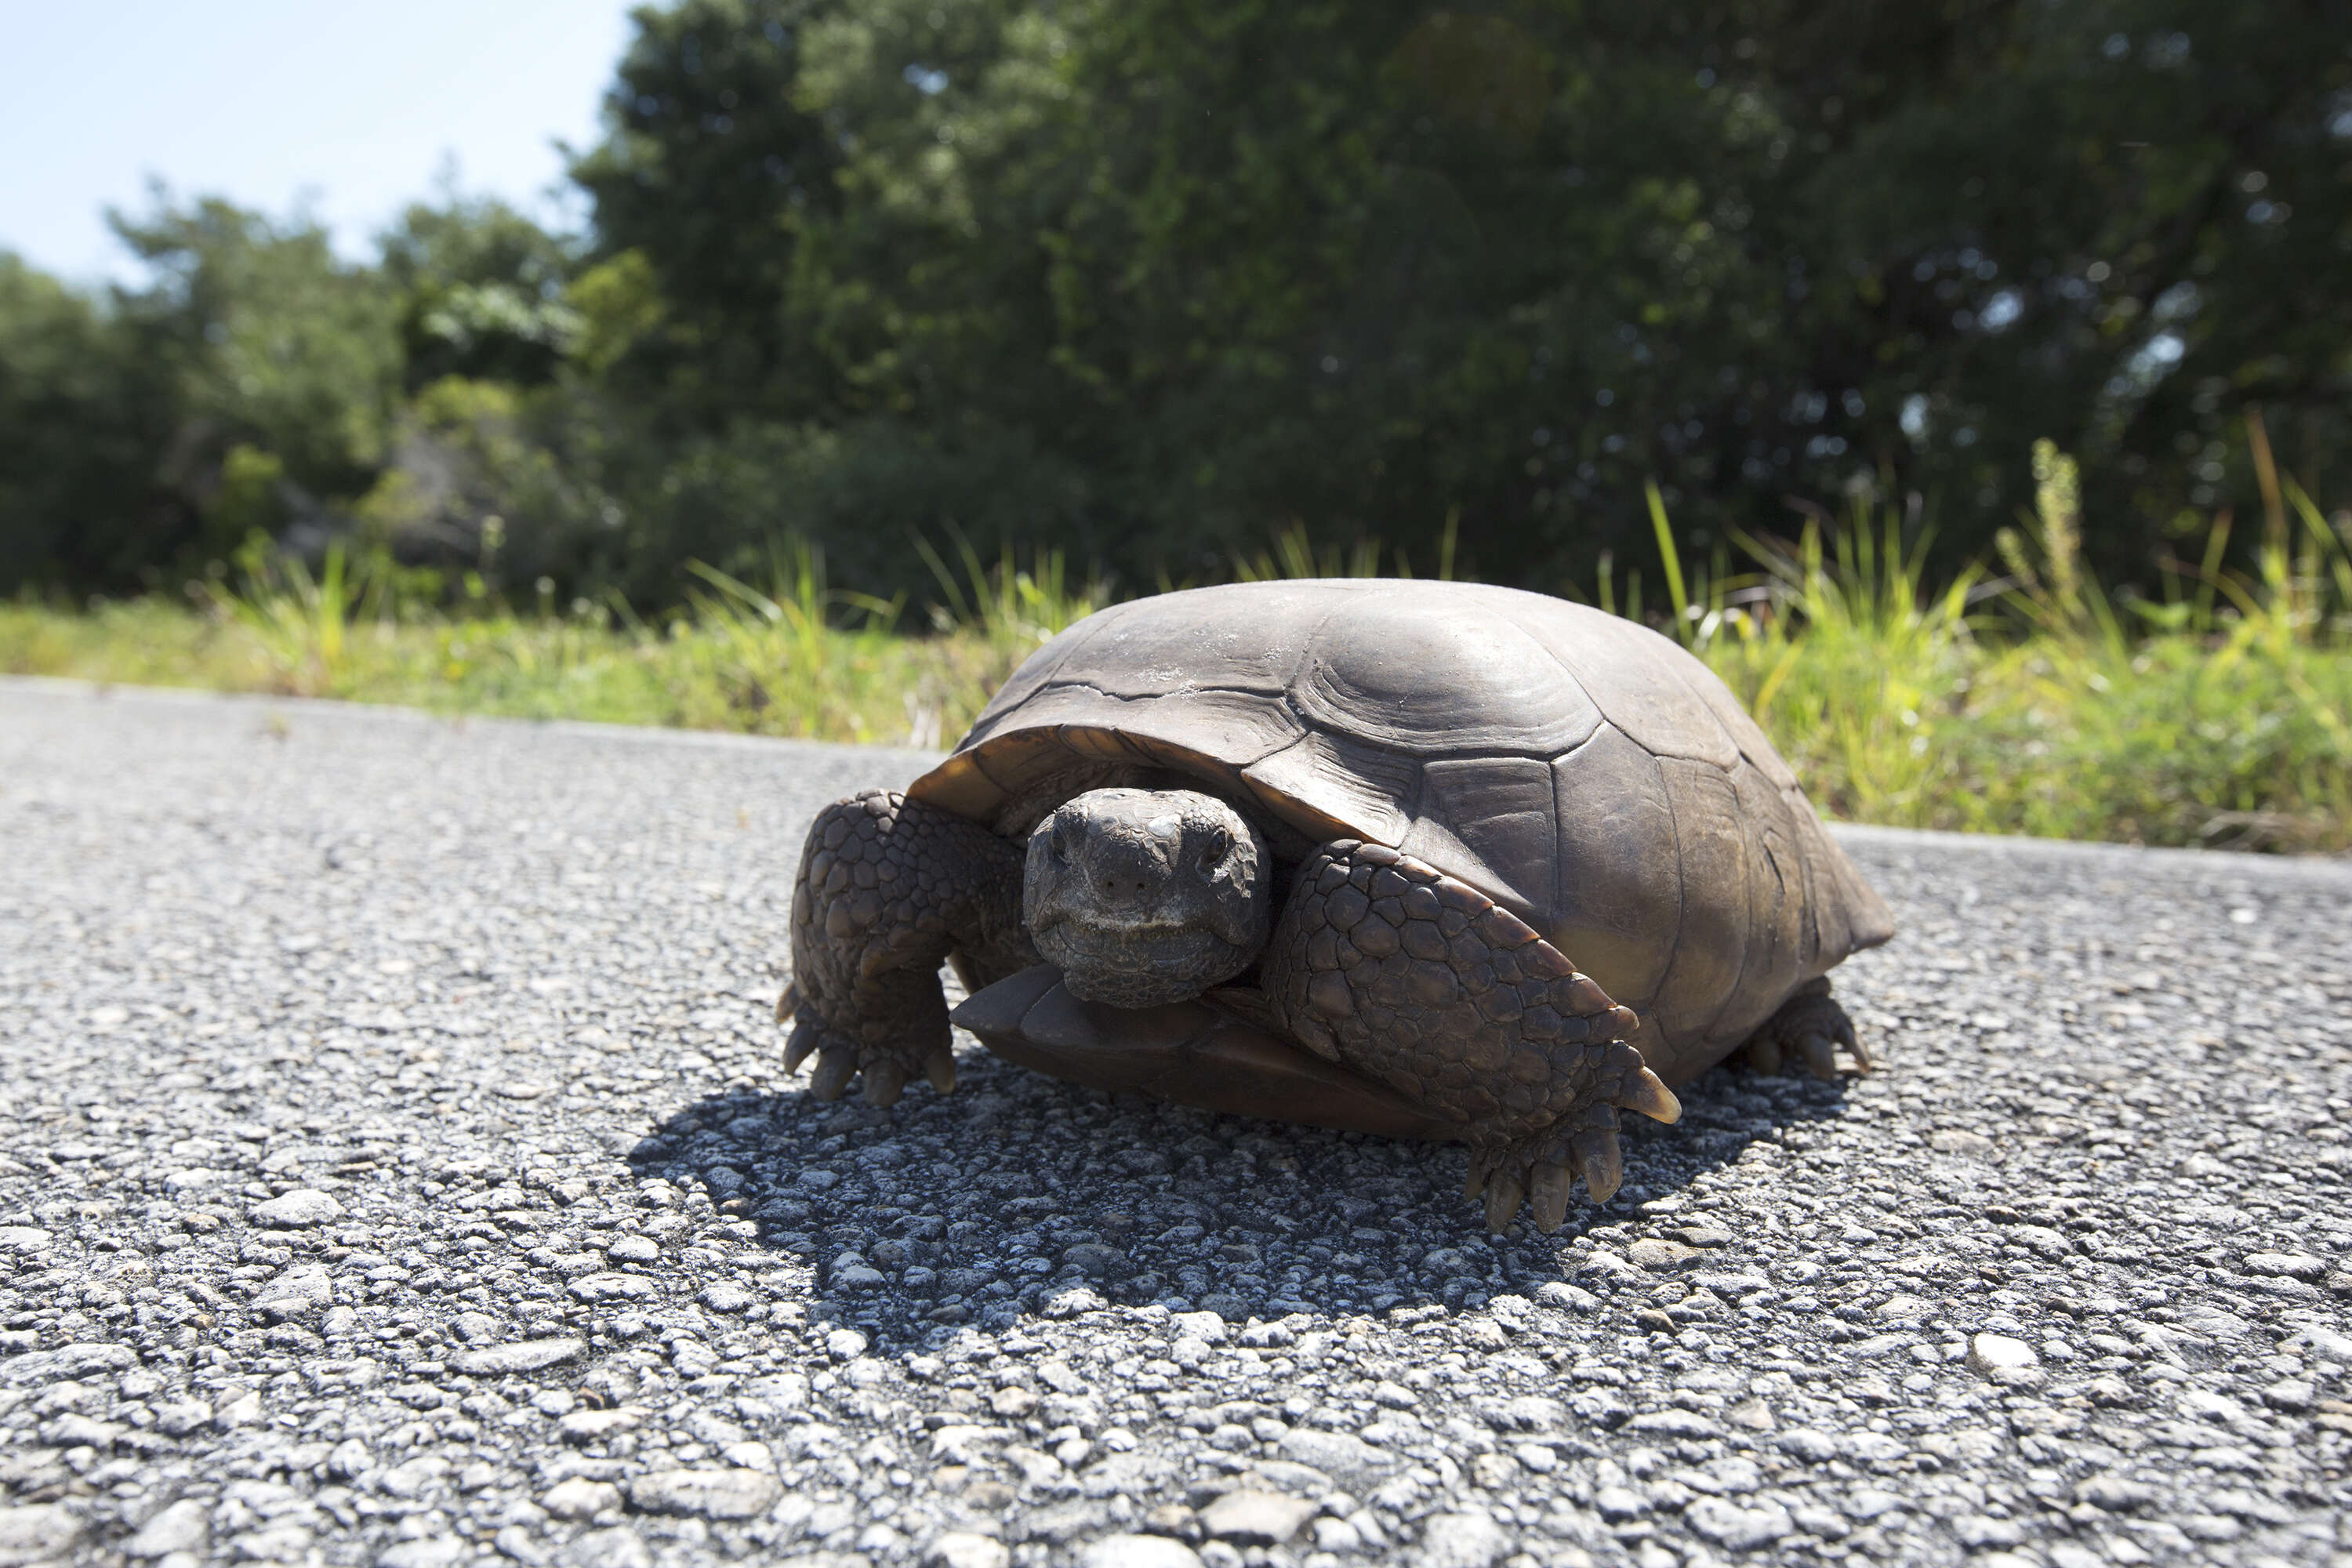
[779,579,1893,1232]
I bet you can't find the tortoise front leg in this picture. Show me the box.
[780,789,1034,1106]
[1261,840,1682,1233]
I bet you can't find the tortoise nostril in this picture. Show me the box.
[1082,830,1172,906]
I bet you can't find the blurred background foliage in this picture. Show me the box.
[4,0,2350,608]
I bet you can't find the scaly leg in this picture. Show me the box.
[1261,840,1681,1233]
[1740,977,1869,1080]
[779,789,1034,1105]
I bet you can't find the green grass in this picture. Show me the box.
[1697,511,2352,853]
[2,543,1069,750]
[9,439,2351,854]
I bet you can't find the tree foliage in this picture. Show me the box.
[0,256,180,589]
[380,192,583,390]
[571,0,2352,587]
[4,0,2347,600]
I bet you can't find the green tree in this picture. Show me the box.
[570,0,2352,594]
[0,255,180,591]
[18,0,2351,604]
[379,190,583,390]
[1814,0,2352,561]
[110,191,404,537]
[570,0,848,426]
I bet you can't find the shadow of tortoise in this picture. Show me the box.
[628,1045,1857,1351]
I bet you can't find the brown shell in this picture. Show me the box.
[908,579,1893,1078]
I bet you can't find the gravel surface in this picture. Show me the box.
[2,677,2349,1568]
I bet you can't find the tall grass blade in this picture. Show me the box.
[1646,481,1691,646]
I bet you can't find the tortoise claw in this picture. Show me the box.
[1622,1068,1682,1125]
[862,1061,907,1108]
[1570,1127,1623,1205]
[924,1047,956,1094]
[775,983,800,1025]
[1529,1161,1573,1234]
[1798,1033,1838,1080]
[783,1019,821,1073]
[1837,1017,1871,1072]
[808,1046,858,1102]
[1479,1101,1639,1231]
[1483,1171,1526,1234]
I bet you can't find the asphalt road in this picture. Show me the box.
[2,677,2348,1568]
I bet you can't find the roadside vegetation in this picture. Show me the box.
[11,434,2349,855]
[8,4,2350,854]
[9,2,2350,620]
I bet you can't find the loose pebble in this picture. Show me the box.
[1968,1332,2041,1373]
[1077,1537,1203,1568]
[0,1504,82,1563]
[1413,1509,1511,1568]
[624,1468,782,1519]
[926,1532,1011,1568]
[250,1189,344,1226]
[449,1336,588,1376]
[1196,1489,1316,1544]
[123,1499,210,1559]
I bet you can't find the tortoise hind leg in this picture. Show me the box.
[782,789,1035,1105]
[1740,977,1870,1080]
[1261,840,1681,1234]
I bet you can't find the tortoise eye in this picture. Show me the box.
[1049,826,1071,864]
[1198,828,1232,873]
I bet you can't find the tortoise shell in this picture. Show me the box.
[908,579,1893,1083]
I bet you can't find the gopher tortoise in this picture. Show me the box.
[781,579,1893,1231]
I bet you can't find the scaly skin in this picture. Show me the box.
[1025,788,1272,1007]
[1261,840,1682,1232]
[779,789,1035,1106]
[1740,976,1870,1080]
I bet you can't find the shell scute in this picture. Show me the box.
[1401,756,1557,927]
[1243,731,1416,848]
[1290,586,1602,756]
[1648,758,1751,1044]
[1548,723,1682,1016]
[1501,598,1741,770]
[1731,761,1809,1022]
[1054,588,1319,699]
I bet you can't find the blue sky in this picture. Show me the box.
[1,0,641,285]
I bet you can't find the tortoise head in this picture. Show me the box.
[1023,787,1272,1007]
